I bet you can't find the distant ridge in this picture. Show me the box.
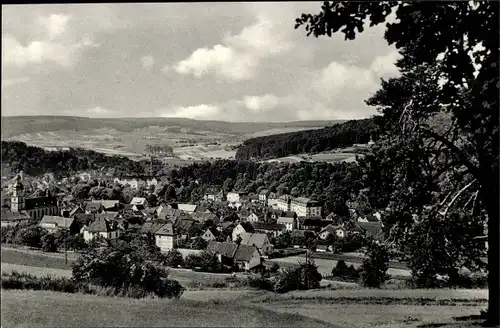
[1,115,348,138]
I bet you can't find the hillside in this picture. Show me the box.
[235,118,379,160]
[0,116,341,139]
[1,116,341,159]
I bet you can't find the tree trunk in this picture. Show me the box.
[482,187,500,327]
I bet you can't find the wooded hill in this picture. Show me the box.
[235,117,380,160]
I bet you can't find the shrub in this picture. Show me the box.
[16,226,47,248]
[164,249,184,267]
[360,242,390,288]
[41,234,58,253]
[331,260,360,282]
[184,253,203,269]
[1,271,76,293]
[72,243,184,299]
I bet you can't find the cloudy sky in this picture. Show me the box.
[2,3,400,122]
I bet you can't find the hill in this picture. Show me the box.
[1,116,341,159]
[0,116,341,139]
[235,118,380,160]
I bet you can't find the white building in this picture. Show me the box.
[227,191,248,203]
[290,197,322,218]
[154,223,178,252]
[83,218,120,242]
[277,216,296,231]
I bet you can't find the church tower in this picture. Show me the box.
[11,171,25,212]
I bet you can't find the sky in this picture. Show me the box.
[1,3,401,122]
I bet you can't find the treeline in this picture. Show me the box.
[168,159,365,216]
[1,141,162,178]
[235,118,380,160]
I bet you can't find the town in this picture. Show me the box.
[1,169,384,274]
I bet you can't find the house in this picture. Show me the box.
[83,217,120,242]
[177,203,197,214]
[357,212,382,223]
[290,197,322,218]
[227,191,248,203]
[39,216,78,234]
[258,189,269,203]
[146,177,158,188]
[206,241,262,271]
[0,208,31,227]
[99,200,121,212]
[277,216,296,231]
[201,227,221,242]
[249,194,259,203]
[68,205,85,218]
[204,188,222,202]
[246,212,259,222]
[139,221,167,236]
[319,225,346,240]
[130,197,149,208]
[239,232,273,255]
[232,222,254,241]
[95,212,120,222]
[154,223,179,252]
[72,214,95,232]
[250,221,286,237]
[85,202,105,214]
[302,218,331,231]
[276,195,292,212]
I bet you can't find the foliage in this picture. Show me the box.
[189,236,208,250]
[163,249,184,268]
[235,118,378,160]
[331,260,360,282]
[296,2,498,323]
[41,234,58,253]
[71,243,184,299]
[360,242,390,288]
[1,271,76,293]
[16,226,48,248]
[269,260,322,293]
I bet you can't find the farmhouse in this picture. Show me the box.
[239,232,273,255]
[39,216,78,234]
[319,224,346,240]
[250,221,286,237]
[231,222,254,241]
[201,227,220,242]
[206,241,262,271]
[154,223,180,252]
[83,217,120,242]
[277,216,296,231]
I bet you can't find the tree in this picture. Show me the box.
[16,226,47,248]
[165,185,177,202]
[41,233,58,252]
[72,183,91,200]
[164,249,184,268]
[359,241,390,288]
[296,2,498,324]
[146,193,158,207]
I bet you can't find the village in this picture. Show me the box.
[1,169,384,274]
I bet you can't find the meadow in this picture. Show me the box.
[0,247,488,328]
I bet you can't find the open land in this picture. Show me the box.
[0,247,488,328]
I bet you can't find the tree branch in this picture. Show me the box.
[439,179,477,218]
[423,130,481,180]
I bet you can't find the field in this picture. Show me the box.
[0,247,488,328]
[264,151,363,164]
[1,116,344,161]
[269,255,412,278]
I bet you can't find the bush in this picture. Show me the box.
[360,242,390,288]
[16,226,48,248]
[331,260,361,282]
[72,243,185,299]
[1,271,76,293]
[41,234,58,253]
[269,260,322,293]
[164,249,184,267]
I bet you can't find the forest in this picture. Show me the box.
[235,117,379,160]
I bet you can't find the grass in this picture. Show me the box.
[1,248,75,270]
[1,289,337,328]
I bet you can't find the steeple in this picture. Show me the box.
[11,171,25,212]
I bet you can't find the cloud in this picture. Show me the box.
[162,104,221,119]
[172,14,294,81]
[2,12,98,69]
[243,94,280,112]
[37,13,71,40]
[140,55,155,71]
